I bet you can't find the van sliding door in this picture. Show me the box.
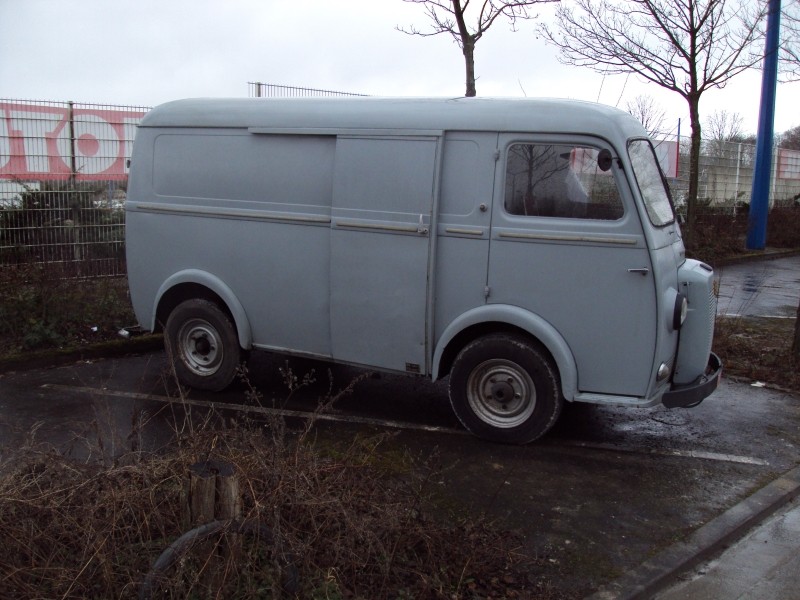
[330,135,438,373]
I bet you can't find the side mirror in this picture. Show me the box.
[597,148,613,172]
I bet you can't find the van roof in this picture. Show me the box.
[140,96,646,140]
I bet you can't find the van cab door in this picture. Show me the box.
[488,135,656,397]
[330,135,438,373]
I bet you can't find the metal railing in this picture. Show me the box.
[248,82,367,98]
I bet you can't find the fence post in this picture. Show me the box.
[67,101,83,267]
[67,101,77,183]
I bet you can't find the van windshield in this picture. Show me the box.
[628,139,675,227]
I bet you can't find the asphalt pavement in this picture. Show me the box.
[715,253,800,318]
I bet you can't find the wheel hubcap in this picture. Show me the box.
[177,319,223,376]
[467,359,536,428]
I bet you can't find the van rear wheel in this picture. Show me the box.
[449,334,562,444]
[165,299,242,391]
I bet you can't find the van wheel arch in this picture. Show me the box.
[439,322,552,378]
[156,284,234,333]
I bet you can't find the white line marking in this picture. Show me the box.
[560,440,769,466]
[40,384,770,465]
[718,313,795,319]
[40,384,467,436]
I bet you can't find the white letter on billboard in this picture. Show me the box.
[0,109,10,171]
[9,110,63,174]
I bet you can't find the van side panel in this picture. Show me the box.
[129,129,335,357]
[330,136,437,372]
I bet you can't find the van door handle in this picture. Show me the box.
[627,267,650,276]
[417,214,429,235]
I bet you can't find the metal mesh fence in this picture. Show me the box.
[1,100,149,276]
[2,97,799,278]
[652,134,800,212]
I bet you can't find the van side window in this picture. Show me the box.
[504,144,624,220]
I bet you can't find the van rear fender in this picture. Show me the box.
[432,305,578,401]
[153,270,252,350]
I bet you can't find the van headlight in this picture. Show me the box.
[657,362,671,382]
[673,293,688,330]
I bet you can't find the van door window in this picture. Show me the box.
[627,139,675,227]
[504,144,624,220]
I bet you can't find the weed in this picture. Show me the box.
[0,263,135,355]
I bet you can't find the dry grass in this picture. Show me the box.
[0,368,568,600]
[713,316,800,392]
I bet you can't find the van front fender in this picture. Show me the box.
[154,269,253,349]
[432,305,578,401]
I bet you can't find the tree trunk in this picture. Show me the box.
[686,95,703,247]
[792,297,800,359]
[450,0,477,97]
[463,38,477,97]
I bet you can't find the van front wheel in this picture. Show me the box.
[165,299,242,391]
[449,334,562,444]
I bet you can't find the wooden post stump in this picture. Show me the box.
[181,459,243,588]
[183,459,242,526]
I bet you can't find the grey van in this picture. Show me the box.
[125,97,721,443]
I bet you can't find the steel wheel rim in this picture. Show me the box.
[177,318,223,376]
[466,358,536,428]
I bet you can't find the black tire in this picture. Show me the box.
[165,299,242,391]
[448,333,563,444]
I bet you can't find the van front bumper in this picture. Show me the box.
[662,353,723,408]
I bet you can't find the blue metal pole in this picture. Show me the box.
[747,0,782,250]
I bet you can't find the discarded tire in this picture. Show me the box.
[139,519,298,599]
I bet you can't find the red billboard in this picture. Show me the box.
[0,101,148,181]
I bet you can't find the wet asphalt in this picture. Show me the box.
[715,254,800,318]
[1,255,799,598]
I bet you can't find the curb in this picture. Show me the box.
[0,334,163,375]
[586,465,800,600]
[710,248,800,267]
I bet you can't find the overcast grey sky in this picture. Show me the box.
[2,0,798,136]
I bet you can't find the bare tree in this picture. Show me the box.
[704,109,745,157]
[768,0,800,80]
[705,109,745,142]
[625,95,667,138]
[397,0,558,97]
[539,0,765,241]
[780,123,800,150]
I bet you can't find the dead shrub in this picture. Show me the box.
[0,368,561,599]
